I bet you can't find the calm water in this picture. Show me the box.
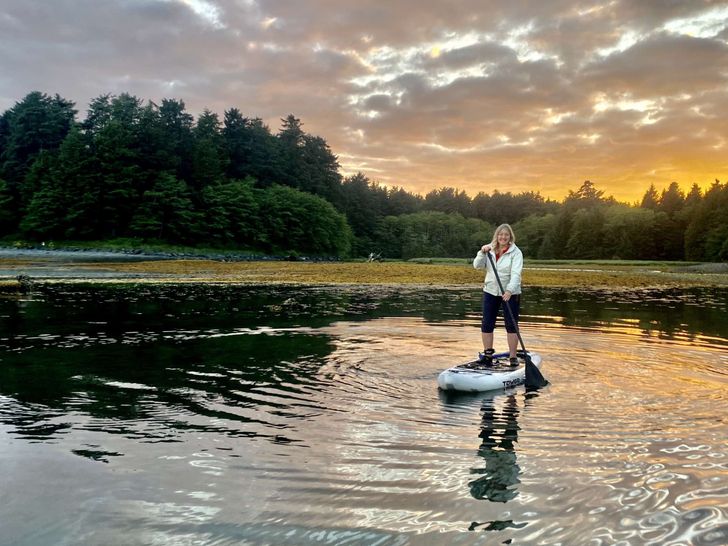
[0,284,726,545]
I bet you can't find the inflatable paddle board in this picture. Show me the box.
[438,352,543,392]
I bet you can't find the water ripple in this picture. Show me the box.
[0,286,726,545]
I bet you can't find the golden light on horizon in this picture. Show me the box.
[1,1,726,203]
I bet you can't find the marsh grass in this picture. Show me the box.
[1,255,726,291]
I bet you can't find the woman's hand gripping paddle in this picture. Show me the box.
[485,251,549,389]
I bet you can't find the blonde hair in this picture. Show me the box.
[490,223,515,254]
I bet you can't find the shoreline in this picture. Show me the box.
[0,245,333,263]
[1,254,727,291]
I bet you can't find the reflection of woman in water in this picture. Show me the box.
[468,394,521,503]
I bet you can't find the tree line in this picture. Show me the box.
[0,91,725,261]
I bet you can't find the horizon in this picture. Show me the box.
[2,1,727,202]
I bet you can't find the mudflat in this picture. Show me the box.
[1,249,726,289]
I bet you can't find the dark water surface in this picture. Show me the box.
[1,284,726,545]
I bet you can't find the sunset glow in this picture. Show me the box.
[1,0,727,201]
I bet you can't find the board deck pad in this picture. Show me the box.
[455,356,524,372]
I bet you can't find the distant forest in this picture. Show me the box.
[1,91,726,261]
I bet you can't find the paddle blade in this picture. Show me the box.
[524,355,549,389]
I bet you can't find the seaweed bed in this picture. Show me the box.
[1,255,727,294]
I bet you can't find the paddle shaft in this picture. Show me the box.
[484,250,548,388]
[485,251,528,354]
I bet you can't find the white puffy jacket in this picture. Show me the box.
[473,244,523,296]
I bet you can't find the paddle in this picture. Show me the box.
[485,251,548,389]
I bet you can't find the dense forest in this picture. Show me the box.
[0,91,726,260]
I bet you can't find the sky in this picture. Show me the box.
[1,0,727,202]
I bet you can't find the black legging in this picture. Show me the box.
[481,292,520,333]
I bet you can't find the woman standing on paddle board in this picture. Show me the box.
[473,224,523,367]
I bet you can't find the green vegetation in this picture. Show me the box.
[0,93,350,257]
[1,259,725,291]
[3,238,267,257]
[1,92,726,262]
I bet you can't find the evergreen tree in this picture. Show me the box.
[158,98,194,181]
[376,215,407,259]
[658,182,685,216]
[201,178,259,246]
[679,182,704,257]
[94,118,145,237]
[130,173,197,242]
[601,205,657,260]
[108,93,145,128]
[473,189,554,225]
[654,182,687,260]
[19,149,55,214]
[257,184,352,256]
[55,127,100,238]
[424,187,472,217]
[684,183,702,207]
[191,109,227,192]
[566,208,605,258]
[20,132,99,240]
[0,92,76,218]
[566,180,606,208]
[82,94,114,136]
[223,108,248,180]
[134,102,172,186]
[685,180,728,261]
[0,113,9,168]
[277,114,306,188]
[5,89,727,261]
[340,172,383,255]
[224,111,282,186]
[0,179,15,233]
[385,186,423,216]
[19,178,66,239]
[640,183,659,209]
[539,207,573,259]
[516,191,558,217]
[373,211,491,259]
[513,214,557,258]
[242,117,284,186]
[652,212,684,260]
[300,134,343,205]
[540,181,609,259]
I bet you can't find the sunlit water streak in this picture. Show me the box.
[0,285,726,545]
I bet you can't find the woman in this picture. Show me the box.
[473,223,523,366]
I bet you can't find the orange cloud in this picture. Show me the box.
[1,0,726,202]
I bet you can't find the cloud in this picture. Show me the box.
[1,0,727,201]
[580,33,728,98]
[420,42,518,69]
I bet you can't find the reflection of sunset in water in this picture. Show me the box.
[0,285,725,545]
[312,312,726,542]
